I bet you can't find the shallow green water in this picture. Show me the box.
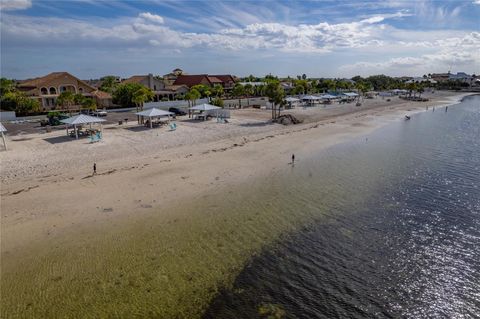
[2,161,341,318]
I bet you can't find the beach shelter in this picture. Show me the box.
[301,95,321,101]
[135,108,174,128]
[342,92,358,101]
[301,95,321,106]
[285,97,301,108]
[60,114,106,139]
[320,94,337,100]
[190,103,221,120]
[285,97,300,102]
[0,122,7,150]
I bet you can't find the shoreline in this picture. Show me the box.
[0,91,473,318]
[1,91,471,258]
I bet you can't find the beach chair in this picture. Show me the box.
[90,132,102,143]
[169,122,177,131]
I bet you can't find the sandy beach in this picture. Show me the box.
[0,91,472,318]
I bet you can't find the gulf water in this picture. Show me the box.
[205,95,480,318]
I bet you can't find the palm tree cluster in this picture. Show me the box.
[56,91,97,115]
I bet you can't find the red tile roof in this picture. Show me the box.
[210,75,235,83]
[165,85,189,92]
[122,75,148,84]
[207,76,223,83]
[173,74,212,87]
[18,72,96,91]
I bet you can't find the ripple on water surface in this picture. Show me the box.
[205,95,480,318]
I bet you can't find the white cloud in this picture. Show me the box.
[1,8,478,77]
[1,12,397,52]
[473,0,480,5]
[3,10,477,59]
[138,12,164,24]
[0,0,31,11]
[339,32,480,76]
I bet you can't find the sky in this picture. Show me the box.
[1,0,479,79]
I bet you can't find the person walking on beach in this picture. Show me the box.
[445,106,448,112]
[93,162,97,175]
[292,154,295,164]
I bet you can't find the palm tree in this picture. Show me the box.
[407,82,417,98]
[265,82,285,120]
[82,98,97,111]
[73,93,85,112]
[232,83,245,108]
[57,91,75,115]
[185,88,201,107]
[354,82,366,102]
[255,84,265,97]
[213,84,224,98]
[204,89,212,102]
[244,84,254,106]
[132,87,154,123]
[417,85,424,99]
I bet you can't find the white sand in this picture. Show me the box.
[0,91,470,252]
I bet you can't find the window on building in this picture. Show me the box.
[41,87,48,95]
[49,87,57,94]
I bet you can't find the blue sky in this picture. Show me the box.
[1,0,479,79]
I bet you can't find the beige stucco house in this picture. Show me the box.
[17,72,113,110]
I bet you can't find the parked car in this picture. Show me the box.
[168,107,187,116]
[93,109,108,117]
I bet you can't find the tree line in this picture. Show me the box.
[2,72,474,117]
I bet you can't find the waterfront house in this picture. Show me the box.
[16,72,113,111]
[173,74,236,90]
[122,74,188,101]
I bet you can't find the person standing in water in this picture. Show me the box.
[292,154,295,164]
[93,162,97,175]
[445,106,448,112]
